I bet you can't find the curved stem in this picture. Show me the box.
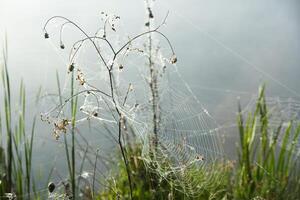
[43,89,111,117]
[44,16,109,70]
[115,29,175,57]
[69,36,116,64]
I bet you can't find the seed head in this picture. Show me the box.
[48,182,56,193]
[196,155,205,161]
[129,84,134,91]
[76,69,86,85]
[60,43,65,49]
[44,32,49,39]
[53,130,60,140]
[170,54,177,64]
[148,7,154,18]
[68,63,75,73]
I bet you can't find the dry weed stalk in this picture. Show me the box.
[42,7,176,198]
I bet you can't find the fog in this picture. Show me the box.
[1,0,300,184]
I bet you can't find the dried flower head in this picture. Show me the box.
[60,42,65,49]
[53,119,69,140]
[44,32,49,39]
[55,119,69,132]
[48,182,56,193]
[68,63,75,73]
[53,130,60,140]
[163,65,167,72]
[196,155,205,161]
[76,69,86,85]
[147,7,154,18]
[129,84,134,91]
[170,54,177,64]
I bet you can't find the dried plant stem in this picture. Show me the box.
[92,149,100,199]
[108,65,134,200]
[43,14,174,199]
[147,13,159,151]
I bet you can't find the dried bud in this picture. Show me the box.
[148,8,154,18]
[170,55,177,64]
[129,84,134,91]
[196,155,205,161]
[60,43,65,49]
[44,32,49,39]
[163,65,167,72]
[145,22,150,27]
[76,69,86,85]
[48,182,56,193]
[119,64,124,70]
[53,131,60,140]
[68,63,75,73]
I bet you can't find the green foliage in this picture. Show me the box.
[234,85,300,200]
[55,69,78,199]
[0,45,39,199]
[98,86,300,200]
[99,143,230,200]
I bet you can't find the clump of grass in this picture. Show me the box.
[234,85,300,200]
[0,42,40,199]
[54,69,78,199]
[99,142,230,200]
[98,85,300,200]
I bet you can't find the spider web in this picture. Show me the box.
[38,7,297,195]
[133,63,225,196]
[41,39,225,197]
[242,95,300,152]
[38,9,227,197]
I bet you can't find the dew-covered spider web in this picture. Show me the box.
[137,65,225,196]
[241,95,300,151]
[39,15,226,196]
[37,3,300,198]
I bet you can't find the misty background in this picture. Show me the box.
[0,0,300,187]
